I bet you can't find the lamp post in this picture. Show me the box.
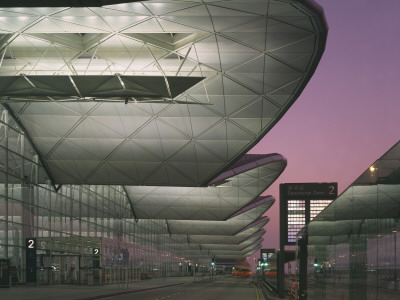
[211,258,215,280]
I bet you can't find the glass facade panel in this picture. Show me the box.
[303,141,400,300]
[0,110,195,285]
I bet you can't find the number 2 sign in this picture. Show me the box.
[26,238,36,250]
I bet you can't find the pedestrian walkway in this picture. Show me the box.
[0,276,199,300]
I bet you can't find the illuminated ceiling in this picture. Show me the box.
[0,0,327,186]
[0,0,327,260]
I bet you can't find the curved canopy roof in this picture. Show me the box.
[303,140,400,243]
[0,104,279,261]
[200,237,263,252]
[151,199,272,258]
[0,0,327,186]
[189,228,266,246]
[186,216,269,249]
[167,199,272,235]
[185,227,265,258]
[134,219,267,259]
[180,243,262,259]
[176,224,266,259]
[125,154,282,220]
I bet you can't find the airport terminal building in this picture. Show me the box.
[302,140,400,299]
[0,0,327,286]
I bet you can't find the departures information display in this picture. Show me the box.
[280,183,337,245]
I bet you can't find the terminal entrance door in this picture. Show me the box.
[37,253,102,285]
[37,253,80,285]
[35,237,102,285]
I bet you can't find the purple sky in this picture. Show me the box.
[248,0,400,261]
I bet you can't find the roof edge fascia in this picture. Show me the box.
[203,0,328,186]
[228,195,274,219]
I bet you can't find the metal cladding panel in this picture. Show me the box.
[167,200,272,235]
[0,0,327,186]
[126,154,283,220]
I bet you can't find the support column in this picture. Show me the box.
[298,236,308,300]
[278,185,286,298]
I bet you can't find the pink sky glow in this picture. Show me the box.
[248,0,400,263]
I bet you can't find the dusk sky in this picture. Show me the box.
[249,0,400,257]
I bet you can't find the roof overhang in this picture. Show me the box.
[301,140,400,244]
[125,154,283,220]
[0,0,328,186]
[166,204,271,235]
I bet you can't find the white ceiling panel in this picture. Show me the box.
[0,0,327,259]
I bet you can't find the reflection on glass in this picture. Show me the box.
[302,141,400,300]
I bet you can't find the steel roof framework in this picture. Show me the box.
[0,0,327,260]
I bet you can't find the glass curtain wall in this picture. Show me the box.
[0,107,192,285]
[302,141,400,300]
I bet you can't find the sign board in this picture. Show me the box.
[280,183,338,245]
[260,249,275,262]
[26,238,37,283]
[93,248,101,255]
[277,183,338,298]
[281,182,337,199]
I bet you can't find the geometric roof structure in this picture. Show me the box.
[166,197,273,259]
[0,105,280,260]
[202,239,264,254]
[189,229,266,245]
[120,154,277,259]
[0,0,328,262]
[126,154,284,220]
[190,215,269,240]
[167,220,267,259]
[181,244,262,260]
[303,139,400,244]
[230,195,275,219]
[200,235,263,252]
[167,196,273,235]
[176,216,269,235]
[180,219,269,259]
[169,225,268,259]
[0,0,327,187]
